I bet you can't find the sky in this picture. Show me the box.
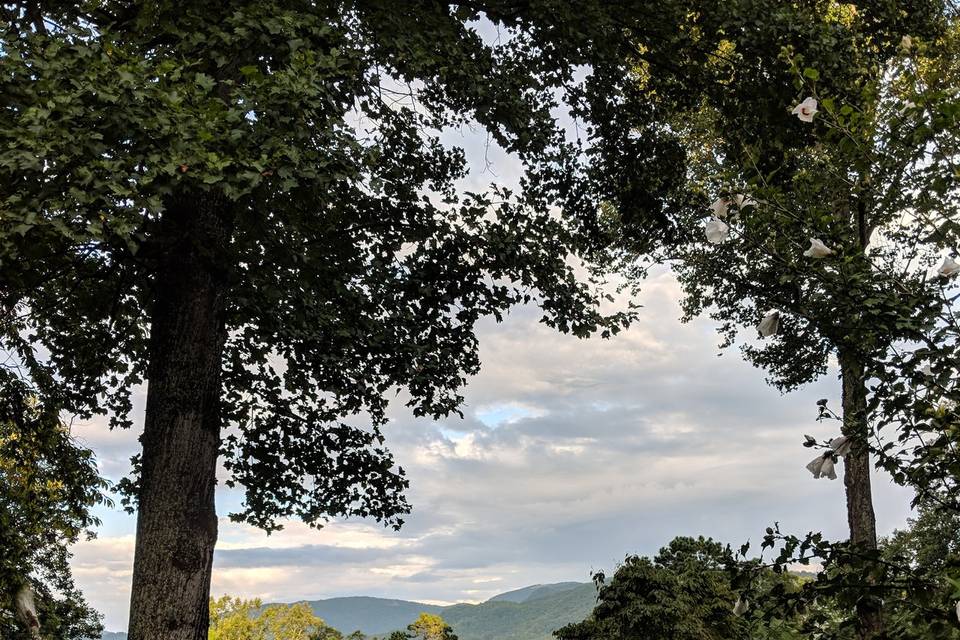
[69,265,916,632]
[65,28,917,632]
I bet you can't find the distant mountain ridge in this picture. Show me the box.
[302,595,447,636]
[437,583,595,640]
[97,582,596,640]
[486,582,585,604]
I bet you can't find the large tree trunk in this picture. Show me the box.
[838,350,882,640]
[128,193,231,640]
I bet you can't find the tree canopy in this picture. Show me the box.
[405,612,458,640]
[0,370,108,639]
[208,595,343,640]
[555,537,762,640]
[0,2,697,637]
[0,0,676,534]
[8,2,960,638]
[591,1,957,635]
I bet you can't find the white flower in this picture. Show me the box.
[710,197,731,218]
[758,310,780,337]
[803,238,834,258]
[938,256,960,278]
[921,363,934,378]
[830,436,853,458]
[955,600,959,624]
[806,453,837,480]
[792,97,818,122]
[902,35,913,50]
[733,597,749,616]
[732,193,758,210]
[705,217,730,244]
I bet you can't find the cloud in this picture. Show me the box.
[69,252,915,633]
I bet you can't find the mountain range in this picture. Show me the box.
[98,582,598,640]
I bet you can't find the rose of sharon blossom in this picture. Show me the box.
[804,238,833,258]
[806,453,837,480]
[733,597,749,616]
[732,193,758,210]
[830,436,852,458]
[792,97,818,122]
[938,256,960,278]
[758,311,780,337]
[705,217,730,244]
[710,197,730,218]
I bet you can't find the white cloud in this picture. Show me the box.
[68,220,915,634]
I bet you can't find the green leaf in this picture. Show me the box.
[195,72,215,92]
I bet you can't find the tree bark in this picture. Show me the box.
[127,192,231,640]
[838,349,882,640]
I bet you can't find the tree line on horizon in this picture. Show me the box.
[3,1,960,639]
[208,601,456,640]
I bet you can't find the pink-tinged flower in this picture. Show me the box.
[710,197,730,218]
[938,256,960,278]
[758,311,780,337]
[830,436,852,458]
[803,238,833,258]
[792,97,818,122]
[955,600,959,624]
[806,453,837,480]
[705,217,730,244]
[733,597,749,616]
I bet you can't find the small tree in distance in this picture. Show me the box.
[405,612,458,640]
[208,595,342,640]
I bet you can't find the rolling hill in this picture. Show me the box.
[439,582,596,640]
[485,582,586,605]
[296,582,595,639]
[301,596,447,635]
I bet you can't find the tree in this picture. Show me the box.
[883,500,960,575]
[208,595,342,640]
[0,369,109,639]
[592,2,950,636]
[733,495,960,639]
[555,536,795,640]
[0,2,694,639]
[406,613,457,640]
[878,499,960,638]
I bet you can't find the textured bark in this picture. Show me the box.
[838,350,883,640]
[127,194,231,640]
[14,583,41,638]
